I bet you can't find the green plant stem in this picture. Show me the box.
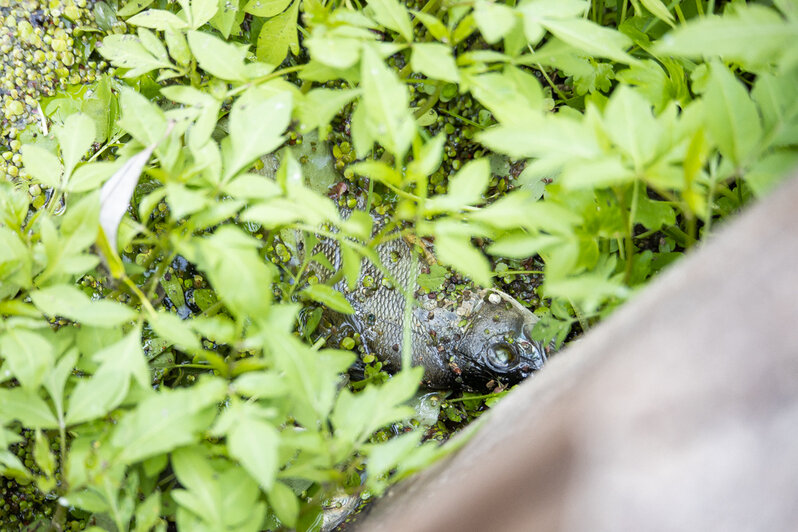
[446,390,507,403]
[685,213,697,247]
[674,4,686,24]
[703,157,720,235]
[413,84,442,119]
[492,269,544,276]
[123,274,157,317]
[437,107,484,129]
[662,225,691,248]
[533,61,569,102]
[226,65,305,99]
[87,130,125,163]
[568,298,590,333]
[158,363,214,370]
[200,299,225,317]
[145,251,177,300]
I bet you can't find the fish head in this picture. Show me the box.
[452,289,546,390]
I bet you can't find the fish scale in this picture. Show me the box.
[304,211,546,390]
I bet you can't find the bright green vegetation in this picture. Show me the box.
[1,0,797,529]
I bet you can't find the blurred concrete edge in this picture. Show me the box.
[354,174,798,532]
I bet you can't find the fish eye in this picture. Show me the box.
[487,343,517,369]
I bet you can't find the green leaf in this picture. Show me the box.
[653,5,797,70]
[55,113,96,180]
[752,69,798,138]
[148,311,202,352]
[112,378,226,464]
[189,227,274,317]
[407,134,445,179]
[165,27,192,64]
[97,33,174,77]
[602,86,661,170]
[301,284,355,314]
[82,74,117,143]
[171,447,225,528]
[225,90,293,180]
[166,182,209,219]
[466,71,541,126]
[544,271,628,314]
[477,115,598,160]
[267,482,300,528]
[187,30,248,81]
[411,43,459,83]
[347,160,402,186]
[474,0,517,44]
[21,145,63,189]
[255,0,300,65]
[69,161,118,192]
[30,285,137,327]
[331,368,420,451]
[560,156,636,189]
[639,0,675,26]
[232,371,288,398]
[366,430,422,478]
[468,190,580,234]
[117,87,168,146]
[66,329,149,425]
[635,194,676,231]
[127,9,189,30]
[452,14,478,45]
[487,232,560,258]
[306,35,363,69]
[34,191,101,285]
[0,228,31,298]
[138,27,170,64]
[410,10,449,42]
[704,62,763,168]
[368,0,413,42]
[269,333,354,427]
[173,449,265,531]
[42,349,78,427]
[539,17,634,64]
[417,263,448,291]
[744,150,798,198]
[190,0,219,29]
[518,0,589,45]
[340,241,362,292]
[433,220,492,287]
[297,88,360,133]
[0,388,58,429]
[360,45,415,160]
[245,0,292,17]
[224,172,282,200]
[133,492,162,532]
[0,329,55,391]
[228,417,279,490]
[425,158,489,213]
[118,0,156,17]
[33,429,57,479]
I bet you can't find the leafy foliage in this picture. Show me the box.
[2,0,798,529]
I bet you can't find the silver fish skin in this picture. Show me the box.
[304,214,546,390]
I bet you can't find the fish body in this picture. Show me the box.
[304,212,546,390]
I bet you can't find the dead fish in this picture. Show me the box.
[302,212,546,391]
